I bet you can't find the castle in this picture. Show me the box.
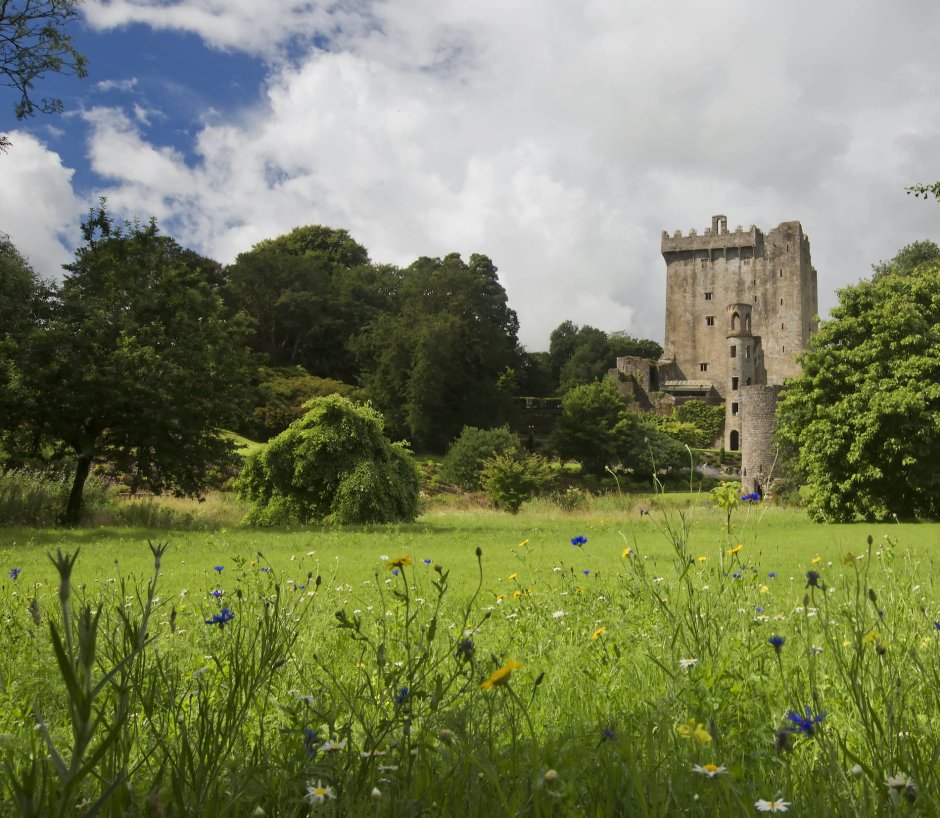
[615,215,818,494]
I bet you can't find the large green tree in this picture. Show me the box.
[33,204,252,522]
[777,246,940,521]
[354,252,519,450]
[1,0,87,150]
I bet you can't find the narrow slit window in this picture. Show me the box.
[730,346,737,358]
[731,402,739,416]
[706,315,715,326]
[732,377,739,390]
[699,362,708,373]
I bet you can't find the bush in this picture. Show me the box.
[236,395,420,525]
[480,453,555,514]
[552,486,589,511]
[0,468,111,526]
[440,426,524,491]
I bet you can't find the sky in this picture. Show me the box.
[2,0,940,351]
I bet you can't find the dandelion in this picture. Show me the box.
[518,539,529,547]
[863,628,880,648]
[693,763,727,778]
[768,635,785,653]
[677,719,712,744]
[479,660,523,690]
[697,555,707,562]
[591,626,606,640]
[759,584,769,594]
[571,535,587,547]
[679,658,698,669]
[385,555,412,570]
[785,707,825,737]
[305,781,336,806]
[755,798,790,812]
[726,545,743,555]
[811,556,822,565]
[623,548,634,558]
[213,565,224,573]
[8,568,21,581]
[204,608,235,629]
[507,572,518,581]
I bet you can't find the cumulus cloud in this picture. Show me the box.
[76,0,940,347]
[0,134,82,280]
[94,77,139,93]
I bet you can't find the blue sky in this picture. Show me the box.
[2,0,940,350]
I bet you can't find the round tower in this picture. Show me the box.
[724,303,755,451]
[740,384,783,496]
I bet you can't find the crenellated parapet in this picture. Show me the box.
[661,214,760,254]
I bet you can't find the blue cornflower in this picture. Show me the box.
[8,567,21,581]
[303,727,322,756]
[785,707,826,737]
[211,588,224,599]
[805,570,821,588]
[768,572,777,578]
[768,635,785,653]
[213,565,224,573]
[583,569,591,576]
[934,621,940,631]
[423,558,432,566]
[205,608,235,628]
[741,493,761,502]
[756,606,765,615]
[259,567,272,573]
[732,571,742,579]
[395,687,410,706]
[601,726,617,742]
[571,535,587,547]
[456,637,475,662]
[392,568,400,576]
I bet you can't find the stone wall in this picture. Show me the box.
[740,384,783,495]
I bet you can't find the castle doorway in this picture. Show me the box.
[729,430,739,451]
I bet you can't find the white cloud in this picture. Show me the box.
[94,77,139,93]
[0,134,82,280]
[75,0,940,348]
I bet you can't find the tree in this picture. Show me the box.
[32,204,252,523]
[1,0,87,151]
[237,395,420,525]
[440,425,524,491]
[551,380,632,475]
[354,253,520,450]
[777,248,940,521]
[480,452,555,514]
[871,240,940,281]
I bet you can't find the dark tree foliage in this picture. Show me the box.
[354,253,519,451]
[777,247,940,521]
[223,225,386,380]
[237,395,420,525]
[515,348,554,397]
[0,0,87,150]
[548,321,662,395]
[33,204,252,522]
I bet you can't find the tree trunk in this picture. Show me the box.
[64,455,92,525]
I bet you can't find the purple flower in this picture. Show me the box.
[8,568,21,581]
[213,565,224,574]
[583,569,591,576]
[785,707,825,737]
[205,608,235,628]
[571,536,587,547]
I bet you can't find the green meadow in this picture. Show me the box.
[1,497,939,816]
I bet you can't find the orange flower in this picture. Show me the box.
[479,661,523,690]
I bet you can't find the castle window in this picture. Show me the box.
[781,323,785,330]
[731,312,740,331]
[779,269,783,277]
[699,363,708,373]
[745,345,751,359]
[732,377,739,390]
[730,345,737,358]
[746,377,752,385]
[706,315,715,326]
[704,292,713,301]
[730,430,740,451]
[754,295,758,302]
[731,402,739,416]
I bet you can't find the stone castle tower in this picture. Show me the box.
[614,214,818,494]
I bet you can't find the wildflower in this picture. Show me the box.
[213,565,224,573]
[552,610,566,618]
[211,588,223,599]
[768,572,777,578]
[732,571,742,579]
[843,552,857,565]
[386,555,412,570]
[768,635,785,653]
[726,545,743,555]
[438,729,456,744]
[392,568,399,576]
[395,687,410,706]
[371,787,382,799]
[592,626,606,640]
[600,726,616,742]
[850,764,863,777]
[318,739,346,752]
[570,535,587,547]
[811,556,822,565]
[518,539,529,547]
[863,628,880,648]
[583,569,591,576]
[676,718,711,744]
[885,774,913,791]
[693,763,727,778]
[303,727,322,756]
[697,555,707,562]
[8,568,21,581]
[934,621,940,631]
[774,729,792,755]
[204,608,235,628]
[259,566,272,573]
[544,769,559,782]
[679,658,698,669]
[755,799,790,813]
[305,781,336,806]
[808,645,824,656]
[759,584,769,594]
[623,548,634,558]
[361,748,385,758]
[479,660,523,690]
[805,570,821,588]
[785,707,825,737]
[423,558,432,565]
[507,572,518,581]
[741,492,760,502]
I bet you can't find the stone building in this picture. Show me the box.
[614,214,818,494]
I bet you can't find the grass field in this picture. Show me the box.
[1,495,939,816]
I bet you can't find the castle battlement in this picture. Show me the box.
[661,214,760,254]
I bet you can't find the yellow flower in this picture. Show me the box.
[507,572,518,581]
[677,718,712,744]
[842,552,857,565]
[863,628,880,647]
[518,539,529,547]
[759,584,769,594]
[592,626,607,640]
[479,660,523,690]
[811,556,822,565]
[385,555,413,570]
[513,590,523,600]
[726,545,743,556]
[697,555,708,562]
[622,548,634,558]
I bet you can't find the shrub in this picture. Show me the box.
[552,486,589,511]
[236,395,420,525]
[480,453,555,513]
[0,468,111,526]
[440,425,524,491]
